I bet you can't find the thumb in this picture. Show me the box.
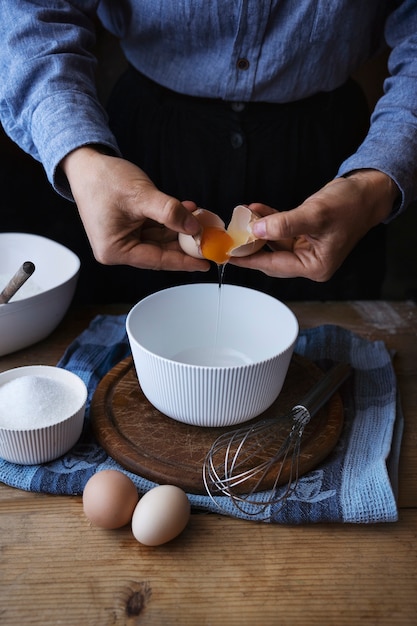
[140,190,201,236]
[251,206,314,241]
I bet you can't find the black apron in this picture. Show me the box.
[105,66,385,302]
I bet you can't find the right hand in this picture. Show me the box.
[60,146,210,272]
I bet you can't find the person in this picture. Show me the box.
[0,1,416,303]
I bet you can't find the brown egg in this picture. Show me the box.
[178,205,265,264]
[82,469,139,529]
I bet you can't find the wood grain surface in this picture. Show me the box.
[1,301,416,626]
[91,355,344,493]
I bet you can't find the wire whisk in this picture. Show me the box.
[203,362,352,517]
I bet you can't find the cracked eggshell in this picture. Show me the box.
[178,209,225,259]
[227,204,265,258]
[178,205,264,259]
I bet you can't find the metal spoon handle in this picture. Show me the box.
[294,362,352,418]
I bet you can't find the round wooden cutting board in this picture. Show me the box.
[90,355,345,495]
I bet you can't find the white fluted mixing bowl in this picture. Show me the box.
[126,284,299,427]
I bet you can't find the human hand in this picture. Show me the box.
[60,147,210,272]
[230,170,399,281]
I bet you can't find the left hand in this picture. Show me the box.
[230,169,399,281]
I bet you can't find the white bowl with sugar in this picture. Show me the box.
[0,365,87,464]
[0,232,80,356]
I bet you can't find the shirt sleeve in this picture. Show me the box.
[337,0,417,218]
[0,1,120,200]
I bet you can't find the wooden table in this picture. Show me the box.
[1,301,416,625]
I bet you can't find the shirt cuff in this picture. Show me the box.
[337,133,417,222]
[30,92,121,200]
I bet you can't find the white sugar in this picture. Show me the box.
[0,375,79,430]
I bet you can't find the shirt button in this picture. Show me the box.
[236,58,250,71]
[230,132,244,149]
[231,102,246,112]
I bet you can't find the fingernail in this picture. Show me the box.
[251,220,266,238]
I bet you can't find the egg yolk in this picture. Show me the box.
[200,227,235,264]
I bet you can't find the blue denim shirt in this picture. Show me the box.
[0,0,416,214]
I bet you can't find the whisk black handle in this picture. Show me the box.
[295,362,352,418]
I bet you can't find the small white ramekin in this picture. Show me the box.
[0,365,87,464]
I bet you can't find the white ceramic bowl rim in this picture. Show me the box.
[0,365,88,432]
[126,283,299,370]
[0,232,80,311]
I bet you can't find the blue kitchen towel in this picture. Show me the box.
[0,314,402,524]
